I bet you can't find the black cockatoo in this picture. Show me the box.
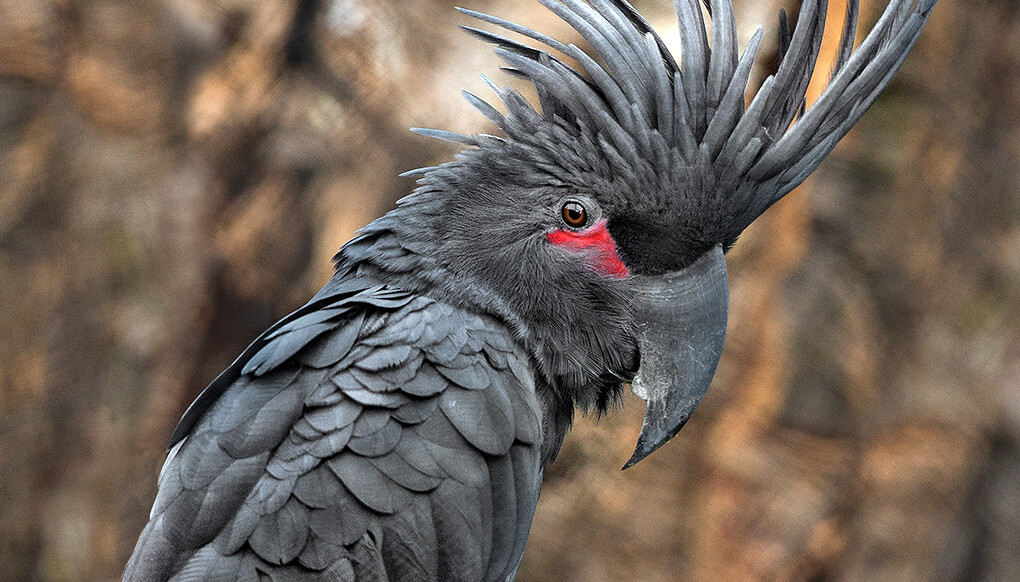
[125,0,936,580]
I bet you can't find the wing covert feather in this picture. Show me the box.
[128,288,543,582]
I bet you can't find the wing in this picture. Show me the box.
[125,284,543,581]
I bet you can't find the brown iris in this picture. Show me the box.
[561,201,588,229]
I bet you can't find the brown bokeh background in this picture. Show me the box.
[1,0,1017,580]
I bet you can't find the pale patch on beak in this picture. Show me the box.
[624,244,728,469]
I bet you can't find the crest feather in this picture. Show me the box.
[440,0,936,242]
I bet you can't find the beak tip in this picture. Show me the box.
[622,415,691,470]
[621,448,652,470]
[621,450,643,470]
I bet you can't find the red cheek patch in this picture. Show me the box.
[546,219,630,280]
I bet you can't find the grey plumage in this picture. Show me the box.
[127,283,542,580]
[126,1,934,579]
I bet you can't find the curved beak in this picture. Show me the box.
[624,245,728,469]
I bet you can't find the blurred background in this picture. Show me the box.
[1,0,1018,580]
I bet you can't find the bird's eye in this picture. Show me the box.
[561,201,588,229]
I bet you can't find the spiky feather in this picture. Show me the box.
[448,0,936,244]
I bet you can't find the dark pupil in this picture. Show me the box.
[563,203,586,226]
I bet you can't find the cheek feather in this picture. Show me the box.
[546,219,630,280]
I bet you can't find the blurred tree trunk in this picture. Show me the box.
[0,1,1016,581]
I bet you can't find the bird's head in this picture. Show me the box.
[344,0,935,467]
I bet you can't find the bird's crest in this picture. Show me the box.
[415,0,935,244]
